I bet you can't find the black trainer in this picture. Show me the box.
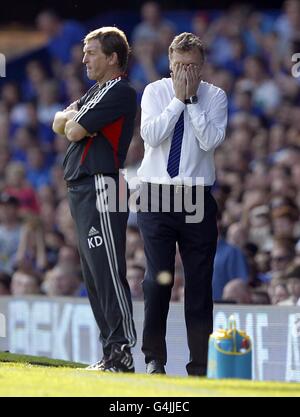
[102,345,135,373]
[146,360,166,375]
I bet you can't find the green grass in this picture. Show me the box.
[0,351,86,368]
[0,352,299,397]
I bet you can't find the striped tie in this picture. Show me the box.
[167,112,184,178]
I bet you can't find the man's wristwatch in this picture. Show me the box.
[185,95,198,104]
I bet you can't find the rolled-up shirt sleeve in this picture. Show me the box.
[141,84,185,148]
[187,89,228,152]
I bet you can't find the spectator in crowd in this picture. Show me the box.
[127,265,144,300]
[55,198,76,246]
[26,147,51,190]
[171,273,185,302]
[222,278,253,304]
[0,194,21,274]
[27,100,58,157]
[53,132,69,166]
[10,102,55,160]
[10,127,36,164]
[213,215,249,301]
[44,230,65,268]
[22,60,49,102]
[43,264,81,297]
[55,245,87,296]
[130,3,177,99]
[205,13,239,66]
[269,280,290,305]
[156,24,177,78]
[191,11,210,40]
[254,250,272,283]
[36,80,63,129]
[243,242,261,287]
[125,227,145,300]
[57,244,80,267]
[251,289,271,304]
[275,0,300,51]
[277,265,300,305]
[242,55,282,116]
[226,222,248,251]
[50,164,67,201]
[129,38,161,99]
[15,215,47,274]
[296,241,300,266]
[246,204,273,251]
[126,226,143,259]
[270,238,296,279]
[131,1,175,44]
[0,145,10,191]
[38,184,56,207]
[36,10,86,65]
[10,270,41,296]
[1,82,21,113]
[0,272,11,296]
[272,204,299,240]
[3,162,40,215]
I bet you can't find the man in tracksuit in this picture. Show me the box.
[53,27,137,372]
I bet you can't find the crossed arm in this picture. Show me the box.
[52,101,89,142]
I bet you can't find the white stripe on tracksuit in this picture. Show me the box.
[94,174,135,348]
[98,174,136,347]
[74,77,121,123]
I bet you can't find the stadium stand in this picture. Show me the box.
[0,1,299,307]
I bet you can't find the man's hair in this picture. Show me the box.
[169,32,205,63]
[84,27,130,71]
[273,237,296,257]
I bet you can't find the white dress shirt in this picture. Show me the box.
[137,78,228,185]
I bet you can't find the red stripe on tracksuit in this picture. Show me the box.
[80,116,125,167]
[80,137,93,164]
[101,116,125,169]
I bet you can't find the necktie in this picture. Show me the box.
[167,111,184,178]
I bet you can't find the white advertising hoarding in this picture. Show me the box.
[0,296,300,381]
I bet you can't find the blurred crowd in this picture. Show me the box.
[0,1,300,306]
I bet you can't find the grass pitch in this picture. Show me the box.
[0,352,299,397]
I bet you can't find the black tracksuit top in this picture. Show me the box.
[63,76,137,182]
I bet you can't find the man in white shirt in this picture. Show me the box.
[136,32,228,376]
